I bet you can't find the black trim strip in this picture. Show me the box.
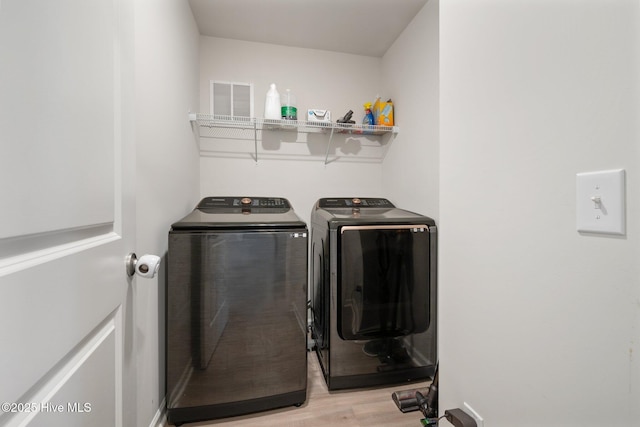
[167,390,306,426]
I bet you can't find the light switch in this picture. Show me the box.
[576,169,625,235]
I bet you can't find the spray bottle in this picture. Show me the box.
[362,102,374,133]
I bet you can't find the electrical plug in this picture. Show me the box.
[444,408,478,427]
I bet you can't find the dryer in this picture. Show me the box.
[310,197,437,390]
[166,197,308,425]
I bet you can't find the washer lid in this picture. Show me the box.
[171,196,307,230]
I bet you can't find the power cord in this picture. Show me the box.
[421,409,478,427]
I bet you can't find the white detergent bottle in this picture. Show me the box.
[264,83,281,120]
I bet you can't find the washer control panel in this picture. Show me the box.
[197,197,291,212]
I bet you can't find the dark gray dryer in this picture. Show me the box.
[310,197,437,390]
[166,197,308,426]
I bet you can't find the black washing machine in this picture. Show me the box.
[310,197,437,390]
[166,197,308,425]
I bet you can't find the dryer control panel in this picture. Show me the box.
[317,198,395,208]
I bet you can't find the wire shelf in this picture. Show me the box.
[189,113,399,164]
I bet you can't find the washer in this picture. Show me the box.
[166,197,308,426]
[310,197,437,390]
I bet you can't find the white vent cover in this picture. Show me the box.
[209,80,254,119]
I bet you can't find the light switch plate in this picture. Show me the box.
[576,169,625,235]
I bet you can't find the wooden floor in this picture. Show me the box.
[188,353,430,427]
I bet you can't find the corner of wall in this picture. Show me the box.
[381,0,439,220]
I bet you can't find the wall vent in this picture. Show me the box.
[209,80,254,119]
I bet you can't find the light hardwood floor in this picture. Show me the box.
[189,353,431,427]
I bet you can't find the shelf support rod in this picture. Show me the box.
[324,126,335,165]
[253,119,258,163]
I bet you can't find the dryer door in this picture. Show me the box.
[338,225,431,340]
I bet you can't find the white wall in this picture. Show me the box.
[440,1,640,425]
[134,1,200,425]
[382,0,439,220]
[198,37,388,223]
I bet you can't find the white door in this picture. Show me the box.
[0,1,136,426]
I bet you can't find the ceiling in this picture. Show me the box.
[188,0,428,57]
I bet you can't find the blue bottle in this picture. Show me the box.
[362,102,374,134]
